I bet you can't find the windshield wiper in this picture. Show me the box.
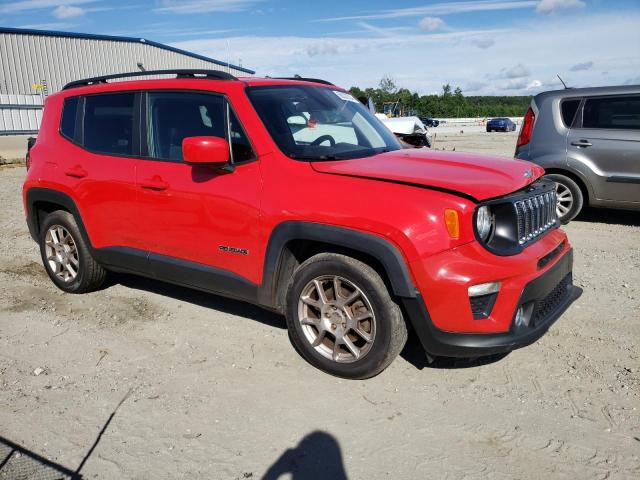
[289,153,340,161]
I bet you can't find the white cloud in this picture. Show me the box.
[503,63,531,78]
[53,4,84,18]
[570,61,593,71]
[154,0,264,14]
[357,22,413,37]
[536,0,586,14]
[172,12,640,95]
[419,17,445,32]
[464,81,488,92]
[472,36,495,49]
[318,1,538,22]
[0,0,95,14]
[500,78,529,90]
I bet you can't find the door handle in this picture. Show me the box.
[140,175,169,191]
[571,139,592,148]
[64,165,88,178]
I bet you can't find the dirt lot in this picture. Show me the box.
[1,132,639,479]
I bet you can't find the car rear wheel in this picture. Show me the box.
[544,173,583,224]
[285,253,407,379]
[39,210,107,293]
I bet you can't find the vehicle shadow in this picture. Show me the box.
[262,431,348,480]
[110,273,509,371]
[574,207,640,227]
[110,272,286,330]
[400,333,509,370]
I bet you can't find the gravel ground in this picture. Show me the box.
[1,132,639,479]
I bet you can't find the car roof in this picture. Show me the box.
[535,84,640,103]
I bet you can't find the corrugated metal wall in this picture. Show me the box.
[0,94,43,135]
[0,32,251,95]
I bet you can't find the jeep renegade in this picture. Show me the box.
[23,70,580,379]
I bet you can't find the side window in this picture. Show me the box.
[560,99,580,127]
[147,92,226,161]
[228,106,255,163]
[582,95,640,130]
[83,93,135,155]
[60,96,79,141]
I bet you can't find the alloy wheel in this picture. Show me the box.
[297,275,376,363]
[555,182,574,218]
[44,225,79,282]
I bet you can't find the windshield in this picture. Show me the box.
[246,85,401,160]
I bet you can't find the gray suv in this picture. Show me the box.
[515,85,640,223]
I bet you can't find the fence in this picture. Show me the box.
[0,94,43,135]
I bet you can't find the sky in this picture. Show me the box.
[2,0,640,95]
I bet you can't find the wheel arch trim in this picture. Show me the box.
[260,221,417,307]
[25,188,93,248]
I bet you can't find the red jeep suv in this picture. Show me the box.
[23,69,580,379]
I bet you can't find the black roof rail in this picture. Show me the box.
[274,75,335,86]
[63,69,237,90]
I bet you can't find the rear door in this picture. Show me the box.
[65,92,141,250]
[567,94,640,203]
[135,90,262,285]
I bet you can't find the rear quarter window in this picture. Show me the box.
[560,99,580,127]
[60,96,79,141]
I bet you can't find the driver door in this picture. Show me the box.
[135,90,262,285]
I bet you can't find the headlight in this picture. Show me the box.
[476,205,493,241]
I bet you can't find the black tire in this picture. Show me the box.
[39,210,107,293]
[544,173,584,224]
[285,253,407,379]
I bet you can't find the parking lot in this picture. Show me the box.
[1,131,639,479]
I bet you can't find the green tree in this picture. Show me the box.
[379,75,397,94]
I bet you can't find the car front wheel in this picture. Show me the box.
[285,253,407,379]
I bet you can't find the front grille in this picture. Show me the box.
[531,273,572,325]
[515,190,558,245]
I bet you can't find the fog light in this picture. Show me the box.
[468,281,501,297]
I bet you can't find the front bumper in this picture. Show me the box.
[403,244,581,357]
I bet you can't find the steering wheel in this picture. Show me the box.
[310,135,336,147]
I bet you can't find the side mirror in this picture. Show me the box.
[182,136,230,168]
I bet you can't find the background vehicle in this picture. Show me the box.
[515,85,640,223]
[23,70,579,379]
[378,116,432,148]
[419,116,440,128]
[487,117,517,132]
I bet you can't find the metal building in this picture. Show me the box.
[0,27,255,135]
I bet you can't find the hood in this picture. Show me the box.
[310,149,544,201]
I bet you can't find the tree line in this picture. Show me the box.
[349,76,532,118]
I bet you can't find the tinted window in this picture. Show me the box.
[60,96,79,141]
[83,93,135,155]
[147,92,223,161]
[247,85,400,161]
[561,99,580,127]
[582,95,640,130]
[147,92,254,163]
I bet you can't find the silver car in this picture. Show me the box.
[515,85,640,223]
